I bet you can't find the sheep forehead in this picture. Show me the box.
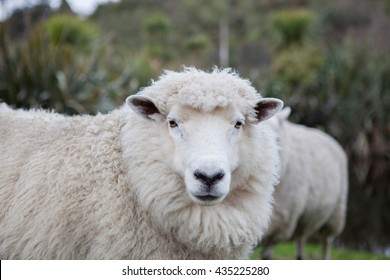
[169,104,239,124]
[145,68,260,114]
[177,72,257,112]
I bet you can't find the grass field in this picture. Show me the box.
[250,242,390,260]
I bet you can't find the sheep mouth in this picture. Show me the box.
[195,195,220,201]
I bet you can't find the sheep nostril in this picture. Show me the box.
[194,170,225,186]
[194,170,208,182]
[213,171,225,181]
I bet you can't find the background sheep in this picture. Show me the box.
[0,68,283,259]
[261,107,348,260]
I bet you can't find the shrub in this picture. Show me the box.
[143,11,172,36]
[185,34,210,53]
[270,45,324,89]
[44,15,99,49]
[270,9,315,48]
[142,11,174,63]
[0,18,155,115]
[319,2,370,38]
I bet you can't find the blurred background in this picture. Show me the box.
[0,0,389,259]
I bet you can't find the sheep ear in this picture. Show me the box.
[253,98,284,123]
[126,96,164,121]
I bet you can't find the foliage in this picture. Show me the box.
[142,11,174,63]
[0,20,156,115]
[319,1,370,39]
[270,45,324,89]
[270,9,315,48]
[143,11,172,36]
[185,34,210,53]
[384,0,390,14]
[44,15,99,49]
[129,54,159,90]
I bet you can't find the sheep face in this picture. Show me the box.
[127,95,282,206]
[166,104,243,206]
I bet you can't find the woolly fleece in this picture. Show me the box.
[0,68,281,259]
[262,109,348,259]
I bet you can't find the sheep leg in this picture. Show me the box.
[296,237,306,260]
[322,236,333,260]
[261,245,274,260]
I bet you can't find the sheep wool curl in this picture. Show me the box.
[0,67,283,259]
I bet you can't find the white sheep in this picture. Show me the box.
[261,108,348,259]
[0,68,283,259]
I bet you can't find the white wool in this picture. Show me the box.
[0,68,281,259]
[261,109,348,259]
[139,68,259,116]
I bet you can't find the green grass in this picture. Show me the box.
[250,242,390,260]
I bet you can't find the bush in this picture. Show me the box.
[45,15,99,49]
[185,34,210,53]
[0,18,156,115]
[142,11,174,63]
[143,11,172,36]
[270,9,315,48]
[270,45,324,90]
[319,2,369,38]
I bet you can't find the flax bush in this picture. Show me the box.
[0,18,155,115]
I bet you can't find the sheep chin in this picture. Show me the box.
[187,192,226,206]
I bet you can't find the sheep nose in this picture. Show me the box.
[194,170,225,186]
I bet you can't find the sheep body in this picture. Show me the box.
[262,109,348,259]
[0,68,282,259]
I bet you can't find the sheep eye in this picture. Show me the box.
[169,120,178,128]
[234,121,243,129]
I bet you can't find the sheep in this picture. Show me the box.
[261,107,348,260]
[0,67,283,259]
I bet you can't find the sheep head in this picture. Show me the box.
[126,68,282,207]
[127,94,282,206]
